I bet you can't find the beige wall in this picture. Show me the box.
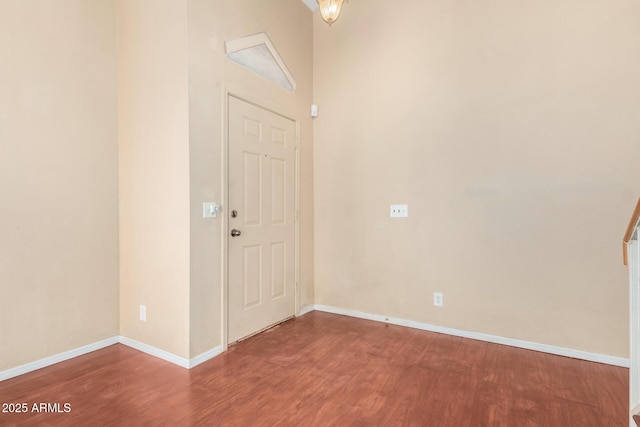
[118,0,191,358]
[117,0,313,359]
[187,0,314,357]
[0,0,119,370]
[0,0,313,370]
[8,0,632,372]
[313,0,640,357]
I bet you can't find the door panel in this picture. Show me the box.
[270,242,286,298]
[270,158,286,224]
[242,245,261,308]
[228,96,296,343]
[243,152,262,226]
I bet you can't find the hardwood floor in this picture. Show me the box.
[0,311,628,426]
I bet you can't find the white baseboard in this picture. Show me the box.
[1,306,627,382]
[313,305,630,368]
[298,305,315,316]
[189,346,224,368]
[117,337,223,369]
[118,336,190,368]
[0,336,119,382]
[0,336,225,382]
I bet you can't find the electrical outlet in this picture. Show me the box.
[433,293,443,307]
[390,204,409,218]
[139,305,147,322]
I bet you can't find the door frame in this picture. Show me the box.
[221,88,300,350]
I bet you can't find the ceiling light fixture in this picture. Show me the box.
[318,0,346,25]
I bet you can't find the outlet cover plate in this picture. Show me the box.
[434,293,443,307]
[390,204,408,218]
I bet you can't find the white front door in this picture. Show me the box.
[227,95,296,343]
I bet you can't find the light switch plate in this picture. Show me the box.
[203,202,220,218]
[390,204,408,218]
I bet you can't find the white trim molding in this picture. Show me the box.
[313,305,630,368]
[189,346,224,369]
[0,337,225,382]
[1,308,627,383]
[0,337,119,382]
[118,337,223,369]
[118,336,190,369]
[298,305,315,317]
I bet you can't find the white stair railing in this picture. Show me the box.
[624,198,640,427]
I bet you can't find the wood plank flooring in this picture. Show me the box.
[0,311,628,426]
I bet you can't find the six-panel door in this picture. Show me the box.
[228,96,296,343]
